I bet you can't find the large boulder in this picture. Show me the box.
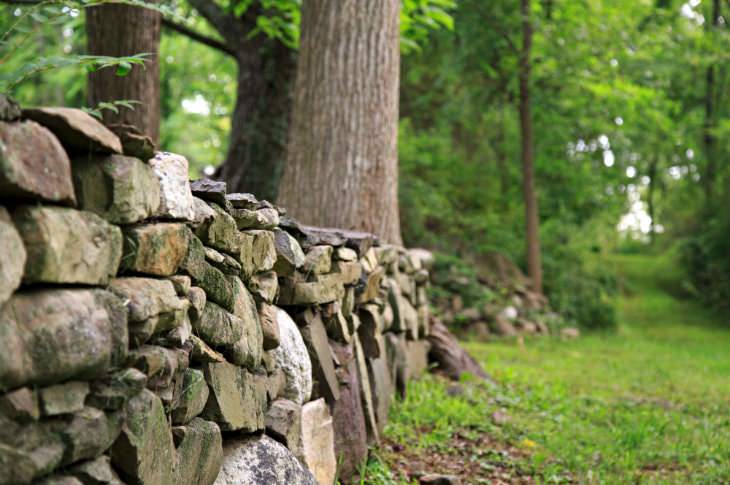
[213,435,317,485]
[13,206,122,285]
[0,120,76,205]
[0,207,25,306]
[270,308,312,405]
[23,107,122,153]
[0,289,127,390]
[149,152,195,221]
[72,154,160,223]
[111,389,176,485]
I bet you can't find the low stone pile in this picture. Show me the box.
[0,101,434,484]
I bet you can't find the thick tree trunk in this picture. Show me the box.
[702,0,720,207]
[518,0,543,293]
[278,0,403,244]
[216,41,296,201]
[86,4,161,144]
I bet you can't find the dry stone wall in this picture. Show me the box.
[0,101,434,485]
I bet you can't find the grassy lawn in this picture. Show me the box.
[362,254,730,484]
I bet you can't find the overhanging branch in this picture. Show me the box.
[162,18,235,57]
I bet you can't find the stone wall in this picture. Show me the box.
[0,102,433,485]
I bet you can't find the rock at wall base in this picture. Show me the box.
[213,435,317,485]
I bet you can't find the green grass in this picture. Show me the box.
[363,253,730,484]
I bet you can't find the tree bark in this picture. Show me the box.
[702,0,721,207]
[518,0,543,293]
[278,0,403,244]
[647,157,658,244]
[86,3,161,144]
[216,41,295,201]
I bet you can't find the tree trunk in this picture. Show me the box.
[216,41,296,201]
[278,0,403,244]
[518,0,543,293]
[702,0,721,207]
[495,104,509,211]
[86,3,161,144]
[647,157,658,244]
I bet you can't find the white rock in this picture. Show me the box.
[301,398,337,485]
[271,307,313,405]
[499,305,519,321]
[150,152,195,221]
[214,435,317,485]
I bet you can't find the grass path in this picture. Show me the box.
[364,254,730,484]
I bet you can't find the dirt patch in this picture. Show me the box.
[377,427,556,484]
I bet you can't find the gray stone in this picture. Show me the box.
[259,302,281,351]
[180,235,235,311]
[265,399,302,456]
[188,287,207,322]
[358,267,384,304]
[23,107,122,153]
[0,414,66,483]
[72,154,160,223]
[297,310,340,403]
[169,275,192,295]
[278,274,345,306]
[0,207,25,306]
[272,228,305,276]
[225,192,259,209]
[108,123,156,161]
[189,335,226,365]
[0,120,76,205]
[70,455,125,485]
[128,345,188,395]
[406,340,430,380]
[300,398,337,485]
[0,94,20,121]
[214,435,316,485]
[40,381,89,416]
[87,368,147,411]
[420,474,461,485]
[322,302,351,343]
[0,386,39,421]
[384,332,408,398]
[239,230,276,278]
[172,368,209,425]
[61,407,123,466]
[0,289,127,390]
[232,207,279,230]
[367,334,391,434]
[271,308,312,405]
[354,335,378,444]
[202,362,266,432]
[205,246,242,275]
[358,305,382,358]
[34,475,84,485]
[335,246,358,262]
[173,418,223,485]
[13,206,121,285]
[149,152,195,221]
[249,270,279,303]
[109,277,188,344]
[332,260,363,285]
[329,341,368,482]
[190,179,228,208]
[195,203,241,255]
[195,301,244,347]
[121,223,189,276]
[111,389,175,485]
[302,245,332,275]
